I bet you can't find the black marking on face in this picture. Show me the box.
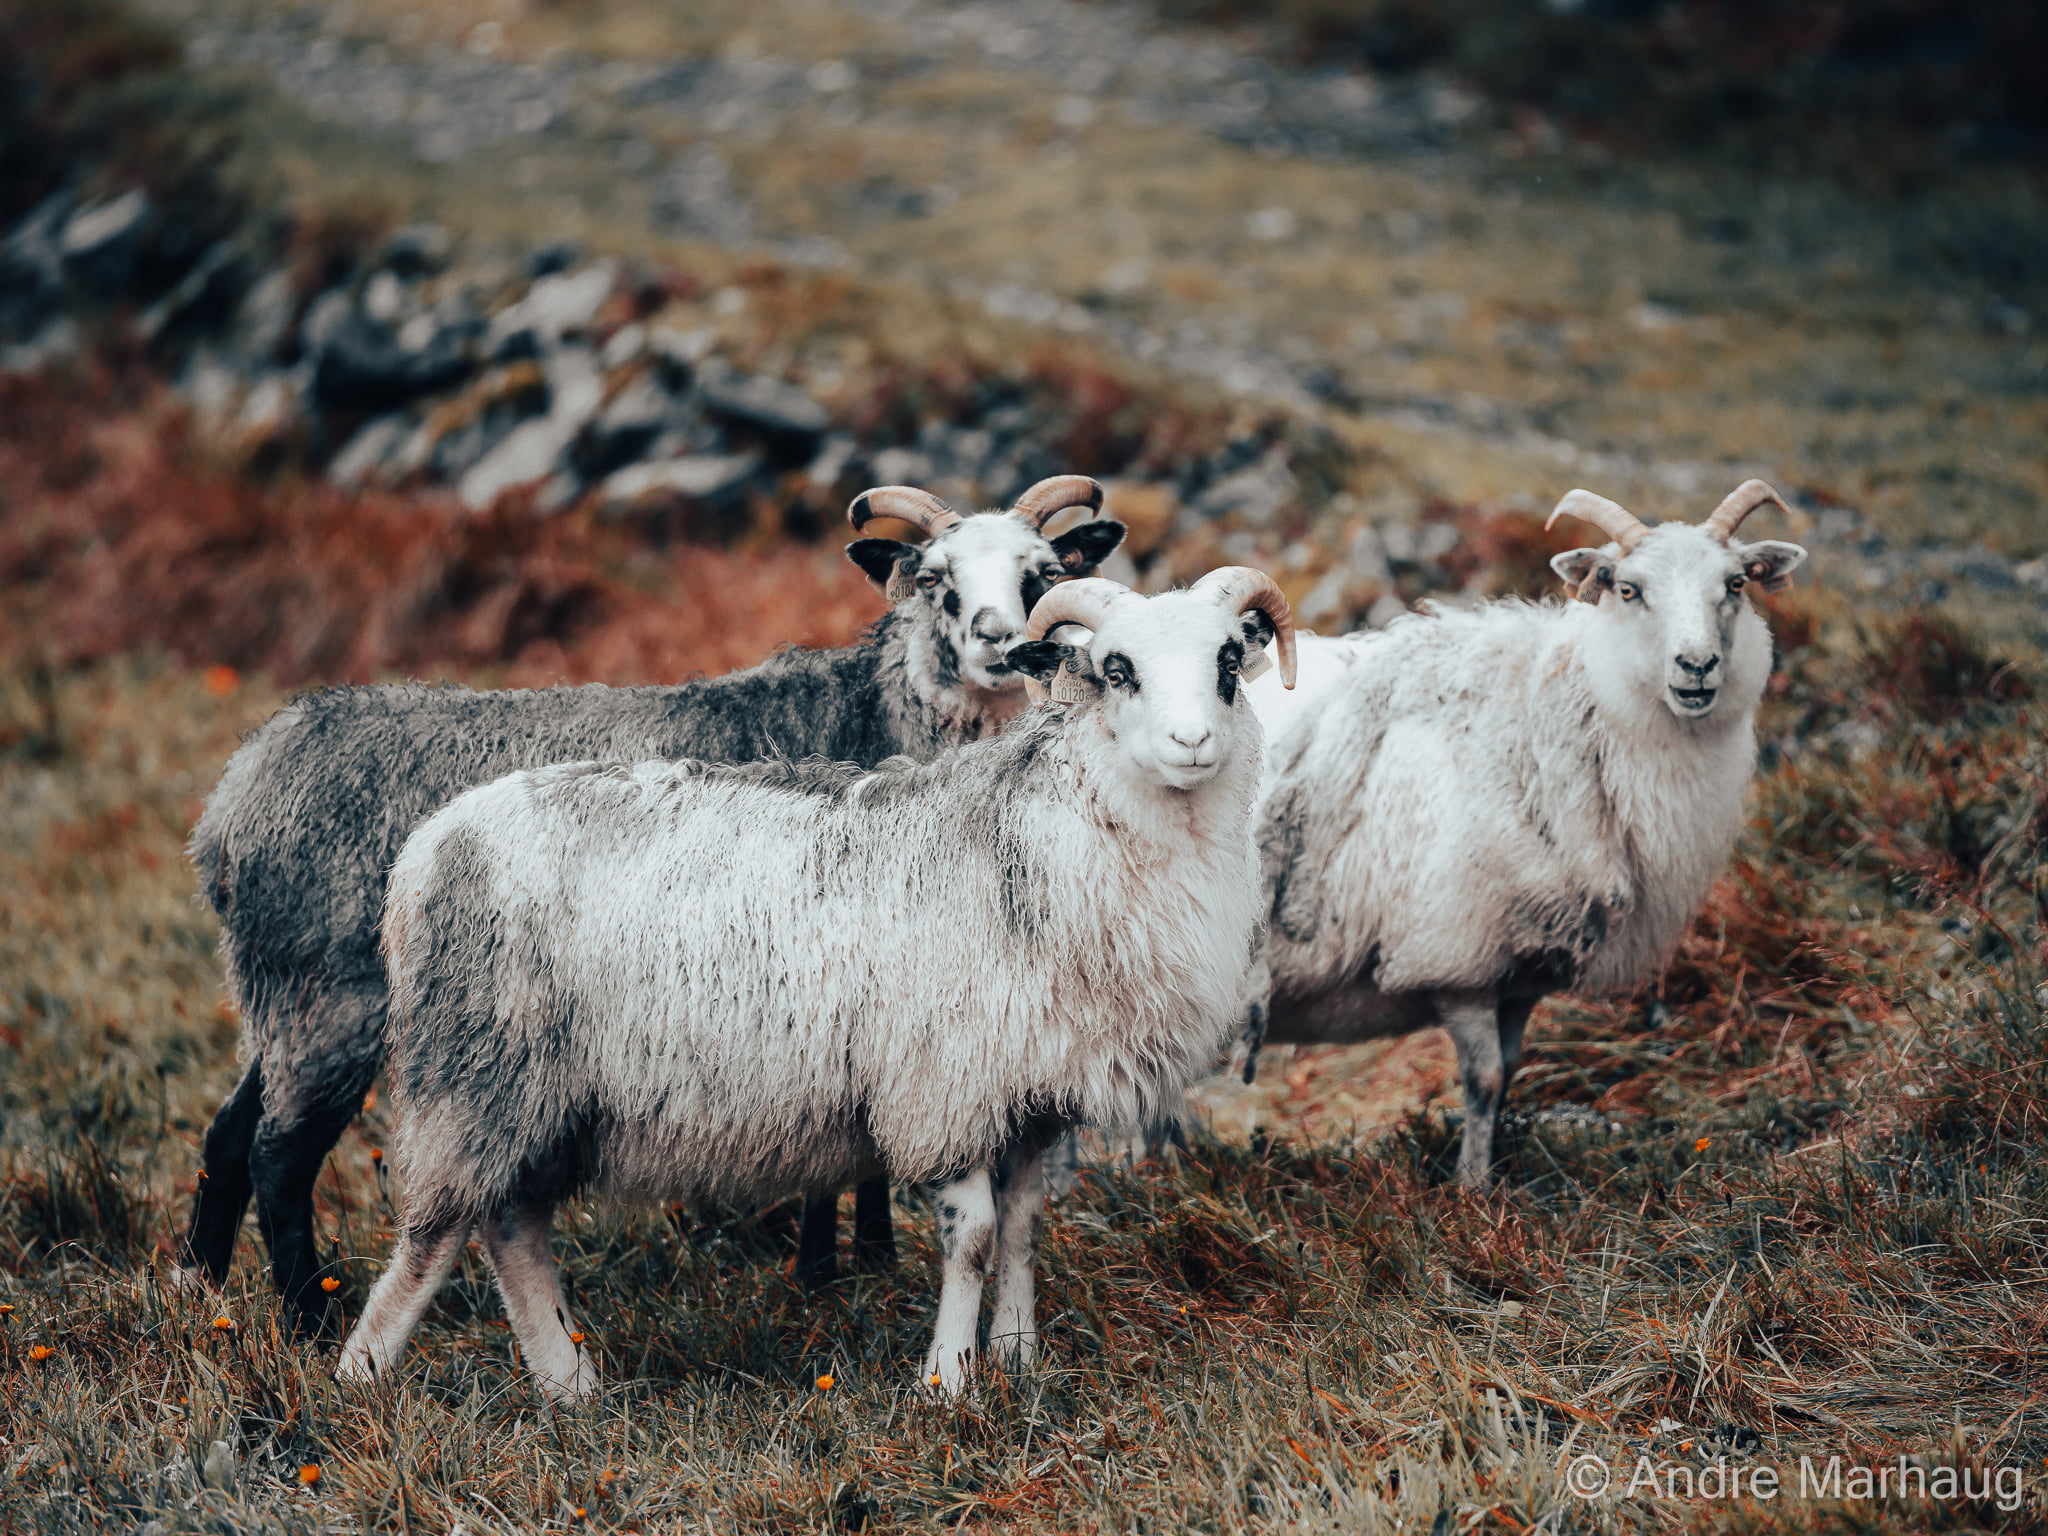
[1100,652,1137,693]
[1216,637,1246,704]
[941,587,961,618]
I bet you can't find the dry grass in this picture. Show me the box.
[3,432,2047,1531]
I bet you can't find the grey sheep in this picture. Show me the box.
[180,476,1123,1334]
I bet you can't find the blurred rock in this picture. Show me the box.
[869,446,935,487]
[697,365,829,441]
[1101,480,1178,557]
[577,375,679,477]
[459,415,571,510]
[526,240,580,278]
[600,321,647,370]
[1189,448,1296,525]
[380,223,452,277]
[312,307,472,409]
[1366,592,1408,629]
[137,242,242,344]
[60,189,150,295]
[486,261,616,356]
[1297,566,1350,628]
[0,317,81,374]
[598,452,758,514]
[1347,523,1392,584]
[329,413,411,487]
[804,432,859,491]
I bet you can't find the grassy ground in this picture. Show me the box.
[3,424,2046,1530]
[5,1,2048,1528]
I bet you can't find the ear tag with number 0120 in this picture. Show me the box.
[1240,647,1274,684]
[885,566,919,602]
[1049,658,1102,705]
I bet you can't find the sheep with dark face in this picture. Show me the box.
[179,477,1123,1335]
[1240,480,1808,1188]
[336,570,1296,1401]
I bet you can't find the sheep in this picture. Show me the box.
[1238,480,1808,1188]
[333,568,1298,1401]
[180,476,1125,1335]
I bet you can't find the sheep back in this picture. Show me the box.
[1258,601,1756,1005]
[381,721,1261,1225]
[190,614,934,1072]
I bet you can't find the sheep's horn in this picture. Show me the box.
[847,486,962,537]
[1698,478,1792,544]
[1011,474,1106,530]
[1546,489,1650,554]
[1024,576,1131,643]
[1193,565,1297,689]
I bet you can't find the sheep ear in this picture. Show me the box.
[847,538,917,595]
[1741,540,1807,594]
[1049,520,1127,574]
[1004,640,1069,682]
[1550,549,1613,604]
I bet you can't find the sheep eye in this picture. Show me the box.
[916,571,941,590]
[1222,655,1240,674]
[1102,657,1134,689]
[1617,581,1640,603]
[1726,574,1746,595]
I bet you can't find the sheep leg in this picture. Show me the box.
[797,1192,840,1291]
[919,1167,996,1398]
[1440,988,1506,1192]
[335,1219,469,1388]
[988,1147,1046,1372]
[251,1087,370,1340]
[1498,995,1537,1089]
[479,1202,598,1403]
[178,1062,264,1286]
[852,1176,896,1270]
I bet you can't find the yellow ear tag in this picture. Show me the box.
[1049,658,1102,705]
[1241,647,1274,684]
[885,566,919,603]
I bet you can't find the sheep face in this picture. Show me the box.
[1552,524,1806,722]
[848,513,1126,691]
[1018,589,1280,790]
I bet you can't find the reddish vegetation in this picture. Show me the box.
[0,367,885,688]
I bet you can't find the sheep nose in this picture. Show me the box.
[970,609,1015,645]
[1674,650,1720,680]
[1168,724,1213,752]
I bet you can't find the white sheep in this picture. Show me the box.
[1241,480,1807,1187]
[336,569,1297,1400]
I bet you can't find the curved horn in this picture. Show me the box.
[1010,474,1106,530]
[847,485,962,537]
[1024,576,1131,643]
[1546,489,1650,554]
[1193,565,1298,689]
[1698,478,1791,544]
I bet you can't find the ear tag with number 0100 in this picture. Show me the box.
[1240,647,1274,683]
[1049,658,1102,705]
[885,565,919,602]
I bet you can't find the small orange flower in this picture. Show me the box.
[320,1277,341,1293]
[203,664,240,696]
[1694,1137,1710,1153]
[369,1148,384,1164]
[569,1331,586,1345]
[0,1303,14,1316]
[815,1374,834,1391]
[28,1345,53,1362]
[573,1507,587,1521]
[929,1372,942,1388]
[299,1464,322,1486]
[212,1316,234,1332]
